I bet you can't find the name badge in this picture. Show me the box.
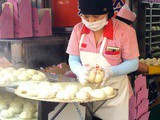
[105,46,120,55]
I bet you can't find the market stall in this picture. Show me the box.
[1,0,160,120]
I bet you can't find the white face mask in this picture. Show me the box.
[81,17,108,31]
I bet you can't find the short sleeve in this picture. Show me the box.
[66,23,83,56]
[121,26,140,60]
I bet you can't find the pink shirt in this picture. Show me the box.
[66,18,139,66]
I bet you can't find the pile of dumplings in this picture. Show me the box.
[139,58,160,66]
[87,66,105,84]
[0,91,38,119]
[0,67,47,85]
[17,82,115,101]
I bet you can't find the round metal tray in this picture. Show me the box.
[14,82,118,103]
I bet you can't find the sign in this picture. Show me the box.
[113,0,125,17]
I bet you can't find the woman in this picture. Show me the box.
[66,0,139,119]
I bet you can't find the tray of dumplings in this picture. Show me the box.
[14,82,118,103]
[0,67,48,87]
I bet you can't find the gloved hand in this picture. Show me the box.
[100,67,113,87]
[77,67,89,85]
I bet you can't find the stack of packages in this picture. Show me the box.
[130,75,150,120]
[0,0,52,38]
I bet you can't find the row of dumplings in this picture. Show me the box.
[0,67,47,85]
[139,58,160,66]
[0,91,38,119]
[17,82,115,100]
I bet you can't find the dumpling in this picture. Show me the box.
[17,68,26,72]
[0,101,8,111]
[32,74,43,81]
[37,88,55,99]
[101,86,114,96]
[9,75,18,82]
[63,91,75,100]
[23,106,37,114]
[26,69,37,76]
[65,84,79,95]
[50,84,63,94]
[27,87,38,97]
[1,109,14,118]
[0,76,10,85]
[37,71,47,80]
[56,91,64,100]
[88,69,96,83]
[94,70,104,84]
[17,74,30,81]
[79,87,93,93]
[8,106,22,114]
[17,84,30,94]
[76,91,91,100]
[10,101,22,108]
[34,111,38,118]
[19,111,33,119]
[91,89,106,99]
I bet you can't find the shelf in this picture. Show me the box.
[146,8,160,10]
[146,15,160,17]
[152,22,160,24]
[146,35,160,39]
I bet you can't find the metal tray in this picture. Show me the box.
[14,82,118,103]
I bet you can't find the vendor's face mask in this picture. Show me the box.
[81,17,108,31]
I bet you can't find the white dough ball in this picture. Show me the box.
[26,69,37,76]
[101,86,114,96]
[27,87,38,97]
[0,76,10,85]
[50,84,63,93]
[9,75,18,82]
[17,68,26,72]
[95,70,104,84]
[17,74,29,81]
[63,91,75,100]
[10,101,22,108]
[6,67,16,72]
[0,101,8,111]
[17,84,30,93]
[8,106,22,114]
[79,87,93,93]
[37,71,47,79]
[88,69,96,83]
[91,89,106,99]
[37,88,55,99]
[23,102,33,109]
[1,109,14,118]
[19,111,33,119]
[76,91,91,100]
[56,91,64,100]
[23,106,37,114]
[32,74,43,81]
[34,111,38,118]
[12,70,21,76]
[65,84,79,95]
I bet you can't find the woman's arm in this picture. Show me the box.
[69,55,139,77]
[110,58,139,76]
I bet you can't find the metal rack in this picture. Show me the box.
[137,2,160,58]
